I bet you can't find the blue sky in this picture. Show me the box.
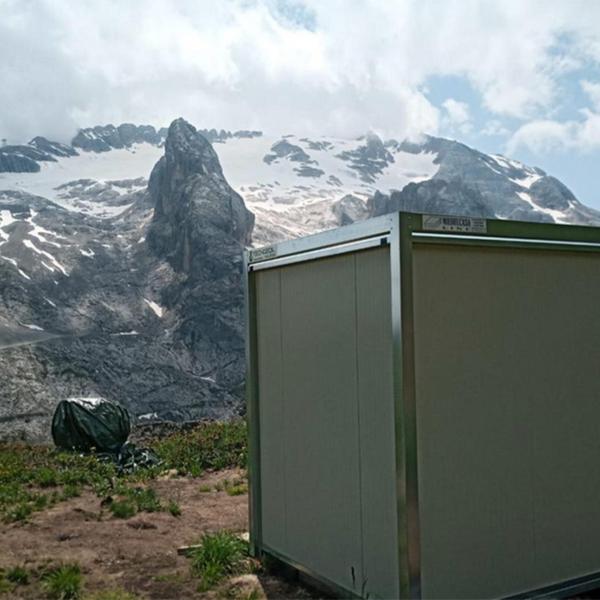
[2,0,600,208]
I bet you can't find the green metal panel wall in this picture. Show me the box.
[254,246,398,598]
[412,243,600,599]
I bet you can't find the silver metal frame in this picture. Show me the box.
[244,211,600,599]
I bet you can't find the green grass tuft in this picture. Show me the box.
[35,467,59,488]
[62,484,82,500]
[42,563,82,599]
[225,478,248,497]
[188,531,249,591]
[109,500,137,519]
[6,565,29,585]
[0,577,15,594]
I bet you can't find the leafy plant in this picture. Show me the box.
[127,487,161,513]
[42,563,82,599]
[5,502,32,523]
[167,500,181,517]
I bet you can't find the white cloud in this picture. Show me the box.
[507,109,600,154]
[442,99,472,134]
[2,0,600,142]
[581,80,600,110]
[482,120,510,137]
[507,120,575,154]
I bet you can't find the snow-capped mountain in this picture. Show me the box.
[1,119,599,441]
[2,123,599,243]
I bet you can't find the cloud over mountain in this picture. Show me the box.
[3,0,600,145]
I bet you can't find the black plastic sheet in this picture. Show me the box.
[51,397,131,453]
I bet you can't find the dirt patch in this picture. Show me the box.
[0,469,319,599]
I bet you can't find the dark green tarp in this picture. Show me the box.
[52,398,131,453]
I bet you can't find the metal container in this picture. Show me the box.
[244,212,600,599]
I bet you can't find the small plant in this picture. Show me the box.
[33,493,50,510]
[167,500,181,517]
[214,480,226,492]
[109,500,137,519]
[225,478,248,497]
[5,501,32,523]
[128,487,161,513]
[198,484,213,493]
[188,531,249,591]
[35,467,59,488]
[0,576,14,594]
[62,484,82,500]
[42,563,82,599]
[6,565,29,585]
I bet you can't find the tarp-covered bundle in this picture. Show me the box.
[52,397,130,453]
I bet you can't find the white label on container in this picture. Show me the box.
[250,245,277,262]
[422,214,487,233]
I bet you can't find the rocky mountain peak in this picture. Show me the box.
[149,119,224,210]
[167,118,221,167]
[148,118,254,276]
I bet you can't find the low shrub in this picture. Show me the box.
[152,420,247,476]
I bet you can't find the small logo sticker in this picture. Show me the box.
[422,214,487,233]
[250,245,277,262]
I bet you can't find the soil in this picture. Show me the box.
[0,469,321,599]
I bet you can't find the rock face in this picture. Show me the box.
[29,137,78,158]
[0,119,254,442]
[369,179,495,219]
[147,118,254,392]
[0,145,54,172]
[332,194,370,225]
[71,123,165,152]
[368,136,600,225]
[337,133,395,183]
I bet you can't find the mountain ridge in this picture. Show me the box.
[2,117,600,442]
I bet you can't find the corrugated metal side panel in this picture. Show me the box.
[413,244,600,599]
[280,253,362,591]
[254,247,397,598]
[355,248,399,599]
[256,269,286,552]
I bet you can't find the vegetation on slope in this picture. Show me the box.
[0,420,247,524]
